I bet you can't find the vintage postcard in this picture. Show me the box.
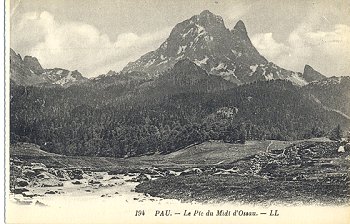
[5,0,350,223]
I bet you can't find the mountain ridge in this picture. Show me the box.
[303,76,350,117]
[10,48,87,87]
[122,10,315,86]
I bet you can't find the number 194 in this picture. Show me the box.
[135,210,145,216]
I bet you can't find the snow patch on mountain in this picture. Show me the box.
[176,55,185,60]
[54,71,75,85]
[195,24,205,34]
[265,73,274,80]
[145,59,156,68]
[183,28,193,38]
[194,56,209,66]
[212,63,227,71]
[312,77,343,86]
[158,59,169,65]
[286,73,308,86]
[121,10,310,86]
[177,45,187,55]
[250,65,258,72]
[249,65,258,75]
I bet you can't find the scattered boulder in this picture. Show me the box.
[165,170,177,176]
[31,163,48,174]
[56,169,71,180]
[68,169,84,180]
[108,176,120,180]
[22,191,35,198]
[134,173,152,182]
[88,179,101,185]
[13,187,29,194]
[93,174,104,180]
[39,179,63,187]
[35,200,47,207]
[143,167,161,175]
[72,180,82,185]
[16,178,29,187]
[22,169,36,178]
[45,190,56,195]
[180,168,203,176]
[37,172,56,179]
[48,168,71,180]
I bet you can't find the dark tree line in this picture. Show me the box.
[10,80,348,157]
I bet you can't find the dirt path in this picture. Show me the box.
[266,140,273,152]
[214,160,225,165]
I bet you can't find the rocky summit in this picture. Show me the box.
[302,65,326,82]
[10,49,87,87]
[122,10,313,85]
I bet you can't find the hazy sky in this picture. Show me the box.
[10,0,350,77]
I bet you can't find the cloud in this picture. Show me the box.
[221,1,252,27]
[251,33,290,59]
[11,11,171,77]
[252,24,350,76]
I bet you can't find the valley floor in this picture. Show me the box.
[9,138,350,210]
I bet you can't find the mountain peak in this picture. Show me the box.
[302,64,326,82]
[200,10,213,16]
[233,20,247,34]
[195,10,224,25]
[304,64,315,72]
[106,70,117,76]
[199,10,217,18]
[10,49,87,86]
[122,12,308,86]
[23,56,44,73]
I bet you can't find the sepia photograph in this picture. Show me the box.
[6,0,350,223]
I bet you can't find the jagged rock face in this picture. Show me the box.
[302,65,326,82]
[10,48,87,87]
[137,59,236,96]
[23,56,44,74]
[304,76,350,117]
[10,49,48,86]
[42,69,86,86]
[122,10,307,85]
